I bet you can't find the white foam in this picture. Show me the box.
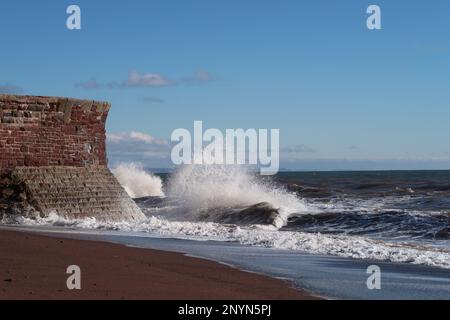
[16,213,450,270]
[112,163,165,198]
[167,165,308,227]
[6,164,449,270]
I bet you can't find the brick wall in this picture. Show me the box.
[0,94,110,173]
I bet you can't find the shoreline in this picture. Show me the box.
[0,229,317,300]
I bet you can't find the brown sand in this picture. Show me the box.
[0,229,316,300]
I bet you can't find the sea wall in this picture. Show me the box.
[0,95,109,174]
[0,94,144,222]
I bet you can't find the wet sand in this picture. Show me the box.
[0,229,315,300]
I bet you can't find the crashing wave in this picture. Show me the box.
[111,163,165,198]
[166,165,308,227]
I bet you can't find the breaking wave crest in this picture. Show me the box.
[112,163,165,198]
[166,165,308,227]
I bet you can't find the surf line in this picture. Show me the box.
[171,120,280,175]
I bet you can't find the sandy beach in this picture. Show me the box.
[0,230,315,300]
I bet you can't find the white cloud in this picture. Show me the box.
[75,78,101,90]
[80,70,214,90]
[107,131,171,166]
[107,131,167,145]
[122,71,172,87]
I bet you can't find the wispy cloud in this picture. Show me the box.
[75,78,101,90]
[107,131,167,145]
[280,158,450,171]
[107,131,171,166]
[0,83,24,94]
[143,96,164,103]
[180,70,214,85]
[105,133,450,171]
[122,71,173,88]
[281,144,316,153]
[78,70,214,90]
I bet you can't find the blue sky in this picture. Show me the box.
[1,0,449,170]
